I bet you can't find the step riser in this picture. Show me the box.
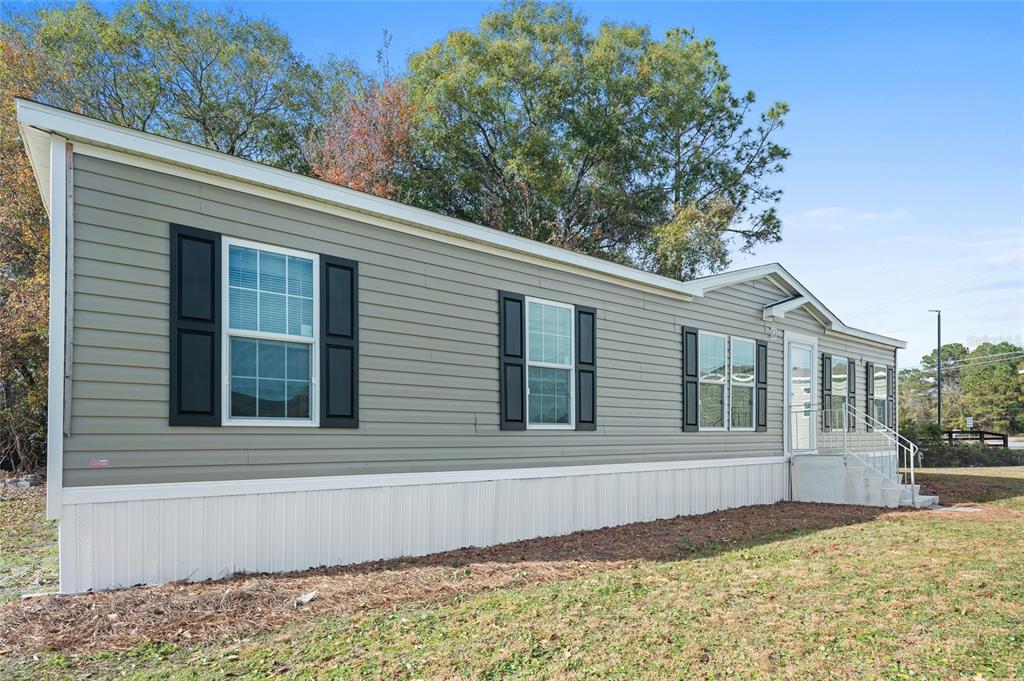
[791,454,938,508]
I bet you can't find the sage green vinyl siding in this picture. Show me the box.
[780,307,898,450]
[65,153,870,486]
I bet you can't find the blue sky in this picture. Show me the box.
[245,1,1024,365]
[43,1,1024,363]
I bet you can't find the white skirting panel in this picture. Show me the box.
[58,459,789,593]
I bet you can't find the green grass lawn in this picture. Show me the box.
[0,486,58,603]
[3,469,1023,680]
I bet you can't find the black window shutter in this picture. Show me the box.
[575,306,597,431]
[821,353,832,429]
[682,326,699,432]
[320,256,359,428]
[865,362,875,426]
[848,358,856,431]
[499,291,526,430]
[887,366,896,428]
[755,340,768,432]
[169,224,220,426]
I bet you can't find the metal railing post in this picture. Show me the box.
[909,442,917,507]
[843,409,847,454]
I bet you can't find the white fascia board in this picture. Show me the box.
[15,99,693,300]
[695,262,906,348]
[762,295,806,320]
[19,122,52,211]
[679,263,787,297]
[16,100,904,348]
[824,327,907,350]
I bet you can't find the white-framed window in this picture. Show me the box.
[730,337,756,431]
[872,366,889,429]
[525,297,574,428]
[222,237,319,426]
[830,355,848,431]
[698,332,728,430]
[698,332,757,431]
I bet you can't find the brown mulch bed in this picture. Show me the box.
[917,473,1021,506]
[916,473,1024,520]
[0,501,892,656]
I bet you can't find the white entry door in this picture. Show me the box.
[786,336,817,453]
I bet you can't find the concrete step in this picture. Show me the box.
[791,454,938,508]
[907,494,939,509]
[845,458,903,507]
[880,485,903,508]
[898,486,939,508]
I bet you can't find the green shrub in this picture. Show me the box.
[917,442,1024,468]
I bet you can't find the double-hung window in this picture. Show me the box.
[698,332,757,431]
[224,238,319,425]
[698,332,728,429]
[525,298,574,428]
[830,355,849,431]
[872,366,889,429]
[730,338,756,430]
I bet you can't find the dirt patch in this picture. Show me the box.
[0,501,891,656]
[918,473,1020,505]
[915,472,1024,522]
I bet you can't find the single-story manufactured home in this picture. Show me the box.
[16,99,934,595]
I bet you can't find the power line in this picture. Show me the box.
[902,350,1024,368]
[847,271,999,316]
[946,351,1024,365]
[903,357,1024,371]
[901,350,1024,367]
[902,354,1024,371]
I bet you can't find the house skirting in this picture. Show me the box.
[58,457,789,594]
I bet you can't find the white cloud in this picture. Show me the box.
[987,247,1024,266]
[788,206,910,232]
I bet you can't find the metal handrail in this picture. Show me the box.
[843,402,917,507]
[787,403,918,506]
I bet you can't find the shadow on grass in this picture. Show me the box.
[5,469,1023,658]
[0,502,904,654]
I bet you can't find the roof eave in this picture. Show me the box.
[15,100,907,350]
[15,98,696,300]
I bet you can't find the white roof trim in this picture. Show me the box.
[16,99,905,348]
[16,99,695,299]
[762,295,806,319]
[688,264,905,347]
[715,266,905,348]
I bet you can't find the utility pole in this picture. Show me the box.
[928,309,942,431]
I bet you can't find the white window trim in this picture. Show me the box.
[221,236,320,427]
[871,365,890,432]
[729,336,757,432]
[697,331,728,431]
[829,354,850,433]
[525,296,575,430]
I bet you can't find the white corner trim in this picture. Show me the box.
[63,146,75,436]
[45,134,69,520]
[61,456,788,506]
